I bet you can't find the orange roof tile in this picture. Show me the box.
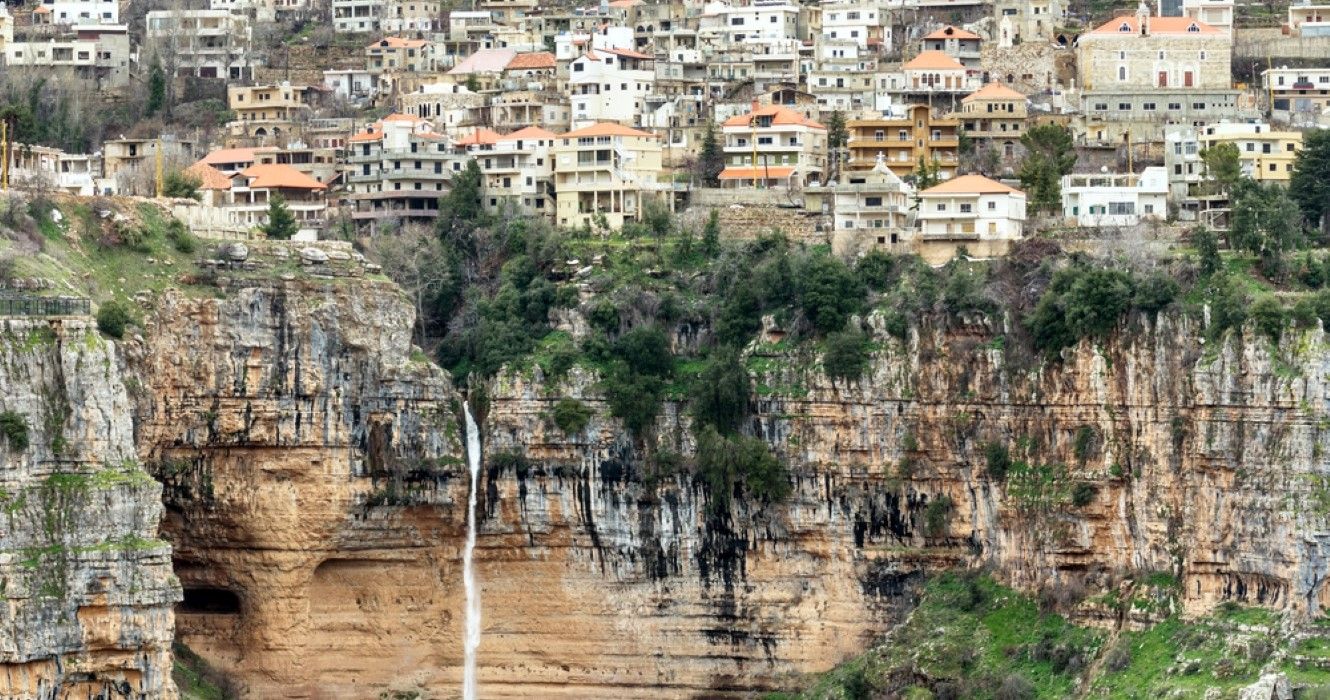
[903,50,965,71]
[924,25,981,40]
[1086,15,1221,35]
[505,51,556,70]
[382,113,426,122]
[559,123,659,138]
[499,126,559,141]
[349,128,383,143]
[722,105,825,129]
[184,162,232,191]
[922,174,1022,195]
[368,37,428,49]
[963,82,1027,102]
[718,166,796,180]
[608,0,642,7]
[602,47,653,60]
[455,128,501,146]
[200,147,272,166]
[237,164,327,190]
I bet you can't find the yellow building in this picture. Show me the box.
[954,82,1028,167]
[1197,122,1302,183]
[553,122,664,230]
[846,104,959,180]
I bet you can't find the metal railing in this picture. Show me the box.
[0,297,91,317]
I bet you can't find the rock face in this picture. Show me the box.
[0,319,179,698]
[126,270,1330,698]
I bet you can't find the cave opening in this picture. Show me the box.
[179,587,241,614]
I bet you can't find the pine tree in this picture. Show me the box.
[701,209,721,255]
[698,121,724,186]
[1018,123,1077,212]
[146,60,167,116]
[1292,129,1330,234]
[438,159,486,247]
[261,192,299,240]
[825,111,848,184]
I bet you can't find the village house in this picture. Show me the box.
[145,9,255,81]
[459,126,558,218]
[1060,166,1168,227]
[1263,67,1330,126]
[5,24,131,90]
[806,154,914,255]
[568,47,657,128]
[345,114,456,229]
[922,26,982,68]
[954,83,1029,171]
[225,164,329,235]
[227,83,326,142]
[1287,1,1330,37]
[915,174,1027,262]
[332,0,381,33]
[552,122,664,230]
[1197,121,1303,183]
[719,103,827,189]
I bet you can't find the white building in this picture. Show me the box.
[809,154,915,252]
[1061,166,1168,227]
[5,25,131,89]
[1182,0,1233,34]
[915,174,1026,261]
[324,69,378,102]
[1288,2,1330,37]
[37,0,118,25]
[568,47,656,128]
[462,126,558,218]
[332,0,380,33]
[821,0,889,50]
[699,1,800,47]
[145,10,255,81]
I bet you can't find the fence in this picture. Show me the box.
[0,297,91,317]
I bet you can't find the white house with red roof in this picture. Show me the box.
[462,127,559,219]
[921,26,981,68]
[901,50,977,96]
[720,103,828,189]
[915,174,1026,261]
[227,164,328,236]
[568,47,656,128]
[344,114,458,229]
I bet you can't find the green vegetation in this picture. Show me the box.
[1019,124,1077,212]
[550,398,592,436]
[173,642,236,700]
[780,574,1330,699]
[822,329,870,385]
[694,426,790,514]
[162,171,202,200]
[259,193,298,240]
[96,301,134,339]
[1291,128,1330,234]
[689,347,752,434]
[1027,263,1176,354]
[0,412,28,452]
[985,441,1013,481]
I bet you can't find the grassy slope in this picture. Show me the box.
[778,574,1330,700]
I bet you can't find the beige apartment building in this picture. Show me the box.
[954,82,1028,168]
[1197,122,1303,183]
[552,122,664,230]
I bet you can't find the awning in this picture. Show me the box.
[718,166,796,180]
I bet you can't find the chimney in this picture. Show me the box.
[752,99,760,113]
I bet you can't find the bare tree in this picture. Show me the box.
[363,222,452,348]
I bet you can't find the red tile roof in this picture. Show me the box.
[368,37,428,49]
[1086,15,1221,35]
[237,164,327,190]
[505,51,556,70]
[903,50,965,71]
[499,126,559,141]
[455,128,501,146]
[719,166,796,180]
[924,25,981,40]
[963,82,1027,102]
[922,174,1021,195]
[559,123,659,138]
[722,104,825,129]
[184,162,233,191]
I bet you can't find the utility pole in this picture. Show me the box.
[0,120,7,191]
[155,139,164,198]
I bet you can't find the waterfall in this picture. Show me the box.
[462,403,483,700]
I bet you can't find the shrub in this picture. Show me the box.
[855,249,897,292]
[96,301,134,339]
[995,673,1036,700]
[1133,273,1179,314]
[823,329,871,384]
[1072,482,1097,507]
[603,369,664,438]
[1073,425,1095,463]
[551,398,592,435]
[165,219,197,254]
[923,495,954,537]
[0,411,28,451]
[694,426,790,514]
[984,441,1012,481]
[798,253,865,333]
[1250,294,1286,342]
[1027,265,1137,353]
[690,347,752,434]
[1206,273,1250,338]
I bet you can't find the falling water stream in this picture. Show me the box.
[462,403,483,700]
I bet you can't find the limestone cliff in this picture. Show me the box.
[124,247,1330,698]
[0,318,179,698]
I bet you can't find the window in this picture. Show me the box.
[1169,102,1181,110]
[730,16,743,25]
[1270,163,1278,172]
[1093,102,1108,111]
[987,201,996,210]
[1108,202,1135,215]
[960,203,972,213]
[866,196,883,206]
[936,203,946,211]
[1119,102,1131,111]
[1143,102,1156,111]
[574,63,583,72]
[1192,102,1205,110]
[1118,66,1126,81]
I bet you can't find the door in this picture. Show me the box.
[1158,71,1167,87]
[1184,71,1194,87]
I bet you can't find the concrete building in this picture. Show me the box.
[922,26,981,68]
[807,154,914,253]
[332,0,380,33]
[954,82,1028,168]
[1182,0,1233,34]
[145,10,255,81]
[699,1,800,47]
[1060,166,1168,227]
[821,0,889,50]
[382,0,442,33]
[568,47,656,128]
[846,104,961,180]
[345,114,456,228]
[901,50,975,96]
[227,83,325,140]
[995,0,1062,46]
[552,122,664,230]
[1197,121,1303,183]
[1288,2,1330,37]
[1263,67,1330,125]
[225,164,328,236]
[5,24,131,89]
[718,103,827,189]
[915,174,1026,262]
[461,126,557,218]
[37,0,118,25]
